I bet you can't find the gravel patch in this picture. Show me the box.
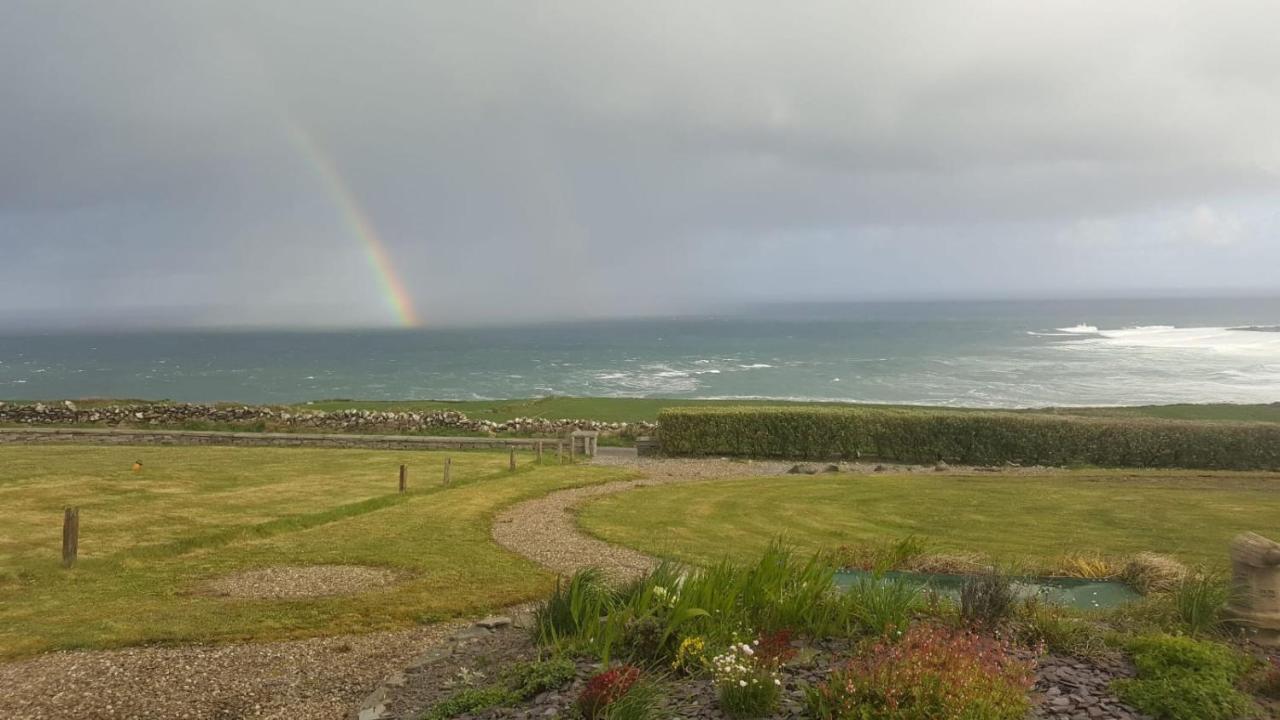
[204,565,402,599]
[0,622,468,720]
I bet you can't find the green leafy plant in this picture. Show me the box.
[506,656,577,698]
[959,570,1017,627]
[422,685,516,720]
[533,568,616,651]
[1171,572,1228,636]
[1112,634,1255,720]
[805,623,1034,719]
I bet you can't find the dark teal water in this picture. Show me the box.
[1,298,1277,405]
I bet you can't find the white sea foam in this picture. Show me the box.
[738,363,773,369]
[1055,324,1099,334]
[1087,325,1280,355]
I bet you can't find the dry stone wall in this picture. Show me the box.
[0,401,655,438]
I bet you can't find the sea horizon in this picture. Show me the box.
[2,297,1278,409]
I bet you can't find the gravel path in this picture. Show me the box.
[204,564,401,599]
[0,622,469,720]
[494,453,796,581]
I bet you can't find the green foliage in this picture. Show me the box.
[1012,598,1109,657]
[959,570,1017,627]
[594,678,664,720]
[1113,634,1256,720]
[422,685,517,720]
[533,568,616,649]
[712,640,784,719]
[834,535,929,573]
[657,406,1280,469]
[506,656,577,698]
[841,576,923,636]
[425,656,577,719]
[538,543,856,664]
[1170,572,1229,636]
[805,624,1035,719]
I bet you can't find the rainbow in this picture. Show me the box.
[285,123,421,328]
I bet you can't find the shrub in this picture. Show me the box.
[805,624,1035,719]
[712,640,783,719]
[1113,634,1256,720]
[506,656,577,698]
[578,665,643,720]
[423,685,516,720]
[657,406,1280,470]
[959,570,1017,627]
[842,576,923,636]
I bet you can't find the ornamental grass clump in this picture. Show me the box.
[805,624,1035,720]
[577,665,643,719]
[712,638,784,719]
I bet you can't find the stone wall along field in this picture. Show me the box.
[0,401,655,439]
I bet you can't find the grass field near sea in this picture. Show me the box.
[578,471,1280,570]
[0,445,632,659]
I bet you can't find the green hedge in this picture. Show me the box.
[656,407,1280,470]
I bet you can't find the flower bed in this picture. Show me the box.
[388,543,1273,720]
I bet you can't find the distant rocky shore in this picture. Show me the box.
[0,401,655,438]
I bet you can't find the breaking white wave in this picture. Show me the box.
[1085,325,1280,355]
[1055,324,1099,334]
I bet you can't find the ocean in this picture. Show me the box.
[1,298,1278,407]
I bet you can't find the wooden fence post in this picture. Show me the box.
[443,457,451,485]
[536,440,544,463]
[62,507,79,568]
[569,437,576,462]
[557,441,564,463]
[509,447,516,471]
[399,464,408,493]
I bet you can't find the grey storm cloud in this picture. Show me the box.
[1,1,1278,328]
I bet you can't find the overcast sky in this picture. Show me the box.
[2,1,1278,329]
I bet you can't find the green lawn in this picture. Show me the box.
[578,472,1280,570]
[0,445,633,659]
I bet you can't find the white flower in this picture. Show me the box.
[739,680,747,687]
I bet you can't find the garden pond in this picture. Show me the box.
[834,569,1141,610]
